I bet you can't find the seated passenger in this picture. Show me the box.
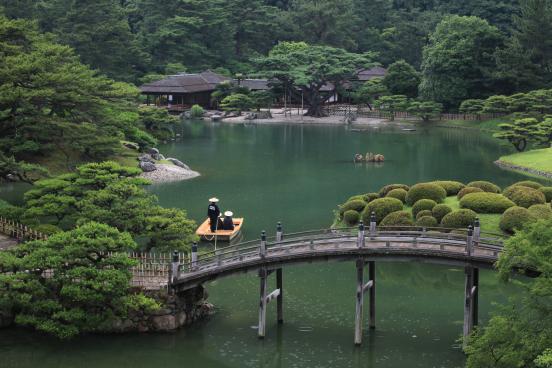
[222,211,235,230]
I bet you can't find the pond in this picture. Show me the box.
[0,121,535,368]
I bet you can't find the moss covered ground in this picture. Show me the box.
[499,147,552,175]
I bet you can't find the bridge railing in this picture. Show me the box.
[177,223,506,275]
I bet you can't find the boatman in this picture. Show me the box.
[208,197,221,232]
[222,211,235,231]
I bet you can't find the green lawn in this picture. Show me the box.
[436,116,512,132]
[499,147,552,174]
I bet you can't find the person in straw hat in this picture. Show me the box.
[222,211,235,230]
[207,197,221,232]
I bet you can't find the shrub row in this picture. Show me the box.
[430,181,465,195]
[362,197,403,223]
[380,211,414,227]
[467,181,501,193]
[378,184,410,197]
[405,183,446,205]
[459,193,515,214]
[386,188,408,203]
[457,186,484,200]
[412,199,437,217]
[503,185,546,208]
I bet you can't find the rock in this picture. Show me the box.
[244,112,256,120]
[177,311,187,327]
[182,111,192,119]
[138,154,155,163]
[149,147,159,155]
[374,154,385,162]
[158,154,166,161]
[354,154,364,163]
[224,111,238,118]
[152,315,177,331]
[123,142,140,150]
[166,158,190,170]
[139,161,157,172]
[211,114,223,121]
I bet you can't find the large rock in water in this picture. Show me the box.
[138,154,155,163]
[139,161,156,172]
[166,158,190,170]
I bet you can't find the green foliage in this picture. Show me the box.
[407,101,443,122]
[457,186,485,199]
[494,118,543,151]
[539,187,552,202]
[33,224,62,236]
[136,106,177,143]
[347,193,378,204]
[374,95,409,121]
[441,209,478,228]
[528,204,552,219]
[343,210,360,226]
[459,99,485,114]
[221,94,254,115]
[430,180,466,195]
[405,183,447,205]
[362,197,404,223]
[416,216,439,228]
[467,181,501,193]
[386,188,407,203]
[382,60,420,97]
[415,210,433,220]
[250,90,274,111]
[353,78,388,105]
[339,200,368,217]
[512,180,544,189]
[380,211,414,227]
[412,199,438,218]
[257,43,375,117]
[0,222,158,339]
[503,185,547,208]
[378,184,410,197]
[499,206,534,233]
[190,105,205,118]
[432,204,453,223]
[419,15,503,109]
[459,193,516,213]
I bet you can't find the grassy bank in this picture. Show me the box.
[499,148,552,176]
[436,116,511,132]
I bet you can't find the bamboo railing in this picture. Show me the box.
[0,217,48,242]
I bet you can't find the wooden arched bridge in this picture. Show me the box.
[166,219,506,346]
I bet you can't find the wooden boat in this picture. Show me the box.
[195,218,244,242]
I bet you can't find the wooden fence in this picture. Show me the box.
[0,217,48,242]
[323,105,504,121]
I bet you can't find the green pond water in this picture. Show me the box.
[0,121,537,368]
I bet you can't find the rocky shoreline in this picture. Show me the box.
[140,163,200,183]
[494,160,552,179]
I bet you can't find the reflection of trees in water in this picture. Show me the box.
[378,262,463,291]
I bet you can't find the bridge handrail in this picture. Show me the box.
[178,226,506,274]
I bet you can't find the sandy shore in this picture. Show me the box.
[140,164,200,183]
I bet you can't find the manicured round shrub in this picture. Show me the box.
[363,193,380,203]
[459,192,515,214]
[416,210,433,220]
[441,209,478,229]
[380,211,414,227]
[190,104,205,118]
[457,186,484,200]
[503,186,546,208]
[362,197,404,223]
[378,184,410,197]
[412,199,437,218]
[405,183,446,205]
[34,224,63,235]
[430,180,466,195]
[528,204,552,219]
[343,210,361,226]
[432,204,452,223]
[467,181,501,193]
[511,180,543,189]
[386,188,407,203]
[499,206,534,234]
[339,200,368,217]
[415,215,438,228]
[539,187,552,203]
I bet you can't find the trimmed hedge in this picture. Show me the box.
[511,180,543,189]
[378,184,410,197]
[430,180,466,195]
[362,197,404,223]
[386,188,408,203]
[416,216,438,227]
[339,200,368,216]
[500,206,534,234]
[503,186,546,208]
[347,193,379,204]
[34,224,63,235]
[457,187,484,200]
[405,183,446,205]
[467,181,501,193]
[441,209,478,229]
[416,210,433,220]
[432,204,452,223]
[459,192,515,214]
[380,211,414,227]
[539,187,552,202]
[528,204,552,219]
[343,210,361,226]
[412,199,437,218]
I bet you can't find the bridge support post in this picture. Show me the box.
[369,212,377,239]
[466,225,474,256]
[354,259,376,345]
[473,218,481,247]
[277,268,283,324]
[463,265,479,347]
[260,231,267,258]
[258,267,268,338]
[368,261,376,330]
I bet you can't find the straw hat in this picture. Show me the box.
[224,211,233,217]
[209,197,219,203]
